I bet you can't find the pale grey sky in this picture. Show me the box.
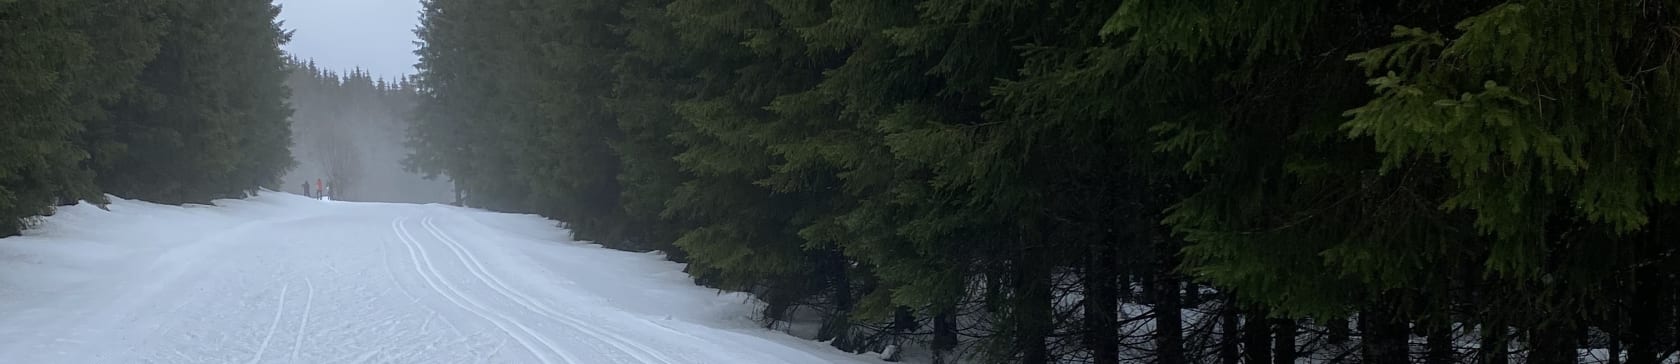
[276,0,422,78]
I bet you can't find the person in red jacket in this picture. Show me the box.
[316,179,324,199]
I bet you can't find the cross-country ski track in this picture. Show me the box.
[0,193,876,363]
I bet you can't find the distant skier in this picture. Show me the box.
[316,179,324,199]
[301,181,312,197]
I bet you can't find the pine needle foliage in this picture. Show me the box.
[410,0,1680,361]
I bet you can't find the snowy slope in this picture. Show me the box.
[0,193,879,363]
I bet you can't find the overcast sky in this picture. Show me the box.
[276,0,422,78]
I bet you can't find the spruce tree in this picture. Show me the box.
[405,0,1680,362]
[96,0,293,204]
[0,0,96,235]
[0,0,169,235]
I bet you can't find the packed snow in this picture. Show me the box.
[0,193,878,363]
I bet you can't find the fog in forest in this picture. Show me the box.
[280,60,452,204]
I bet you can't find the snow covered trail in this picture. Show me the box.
[0,193,876,363]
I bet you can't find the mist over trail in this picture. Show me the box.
[282,60,452,204]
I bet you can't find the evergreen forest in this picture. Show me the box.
[1,0,293,234]
[406,0,1680,363]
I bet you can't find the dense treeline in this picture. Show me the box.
[285,60,451,203]
[410,0,1680,362]
[0,0,293,236]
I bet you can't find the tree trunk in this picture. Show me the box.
[1272,318,1297,364]
[1609,337,1622,364]
[1139,271,1157,305]
[1628,268,1665,364]
[1362,310,1409,364]
[1153,262,1185,364]
[1426,322,1453,364]
[892,306,916,333]
[1184,281,1201,307]
[932,312,957,364]
[1117,272,1133,302]
[985,268,1004,314]
[1016,245,1053,363]
[1219,299,1240,364]
[1479,321,1509,364]
[1085,240,1119,364]
[1326,317,1351,364]
[1244,309,1272,364]
[1525,324,1578,364]
[1328,317,1349,346]
[818,251,855,352]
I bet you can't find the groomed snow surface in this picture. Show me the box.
[0,193,879,363]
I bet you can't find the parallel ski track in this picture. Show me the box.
[379,229,464,337]
[390,217,574,364]
[250,282,290,364]
[418,216,681,364]
[290,277,314,363]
